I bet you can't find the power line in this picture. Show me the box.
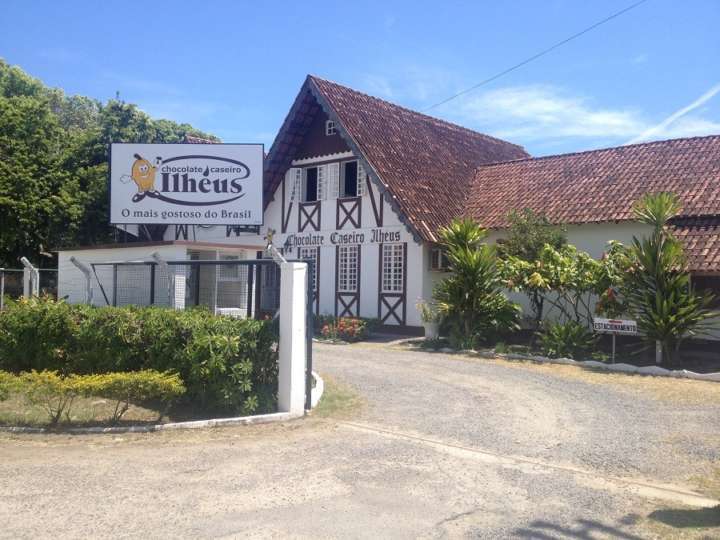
[424,0,650,111]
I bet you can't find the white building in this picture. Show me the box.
[58,75,720,332]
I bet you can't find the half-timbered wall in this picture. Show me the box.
[261,152,425,327]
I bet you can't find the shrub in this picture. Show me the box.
[315,315,375,342]
[2,370,185,425]
[618,193,717,365]
[434,218,520,349]
[0,298,278,414]
[416,300,442,324]
[0,371,16,401]
[17,370,79,425]
[73,371,185,423]
[539,321,596,359]
[497,209,567,328]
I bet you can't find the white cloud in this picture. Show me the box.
[626,82,720,144]
[432,84,720,147]
[453,85,646,140]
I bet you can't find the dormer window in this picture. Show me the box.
[325,120,336,136]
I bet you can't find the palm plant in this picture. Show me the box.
[622,193,716,365]
[433,219,519,349]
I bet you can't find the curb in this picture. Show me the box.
[1,374,329,435]
[468,349,720,382]
[0,410,305,435]
[310,370,324,409]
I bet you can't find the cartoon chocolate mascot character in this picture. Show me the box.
[121,154,162,202]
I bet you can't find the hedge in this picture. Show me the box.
[0,298,278,414]
[1,369,185,425]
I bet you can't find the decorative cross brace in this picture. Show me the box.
[336,197,361,229]
[337,293,359,317]
[380,294,405,325]
[299,201,321,232]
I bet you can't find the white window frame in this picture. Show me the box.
[302,165,327,202]
[381,243,404,293]
[338,245,359,293]
[299,246,319,292]
[325,120,336,136]
[429,247,450,271]
[341,160,364,198]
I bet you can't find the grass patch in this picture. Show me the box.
[0,391,167,428]
[312,375,363,419]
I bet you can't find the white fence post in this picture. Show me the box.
[69,257,94,304]
[278,261,307,416]
[20,257,39,298]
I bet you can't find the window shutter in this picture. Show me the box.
[357,162,367,197]
[317,164,327,200]
[289,168,302,202]
[328,162,340,199]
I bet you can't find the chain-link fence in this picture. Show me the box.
[0,268,58,309]
[89,259,282,319]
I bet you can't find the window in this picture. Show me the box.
[325,120,336,136]
[341,161,358,197]
[301,166,326,202]
[382,244,404,292]
[429,247,450,271]
[300,246,319,292]
[338,245,359,292]
[304,167,318,202]
[340,160,366,198]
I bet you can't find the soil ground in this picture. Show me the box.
[1,341,719,538]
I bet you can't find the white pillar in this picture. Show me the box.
[20,257,39,298]
[278,261,307,415]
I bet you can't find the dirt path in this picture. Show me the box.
[0,342,718,538]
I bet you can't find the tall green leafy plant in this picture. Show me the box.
[433,218,519,349]
[622,192,716,365]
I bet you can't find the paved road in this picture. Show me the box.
[1,342,719,538]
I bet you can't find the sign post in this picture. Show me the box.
[592,318,638,363]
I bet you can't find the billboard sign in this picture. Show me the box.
[109,143,263,225]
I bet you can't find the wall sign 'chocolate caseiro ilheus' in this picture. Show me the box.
[109,143,264,226]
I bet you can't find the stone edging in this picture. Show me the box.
[334,337,719,382]
[430,346,720,383]
[0,371,327,435]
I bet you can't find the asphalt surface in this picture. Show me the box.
[1,341,719,538]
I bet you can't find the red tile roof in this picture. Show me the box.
[263,76,528,240]
[670,217,720,274]
[308,76,529,240]
[466,135,720,228]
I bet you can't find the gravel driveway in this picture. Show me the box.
[1,341,718,538]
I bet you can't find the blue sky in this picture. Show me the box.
[1,0,718,156]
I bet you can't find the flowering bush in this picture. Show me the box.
[315,316,375,342]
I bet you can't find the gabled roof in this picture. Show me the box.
[264,75,529,240]
[466,135,720,228]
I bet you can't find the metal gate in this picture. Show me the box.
[90,259,282,320]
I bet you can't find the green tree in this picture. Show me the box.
[497,209,567,328]
[434,218,520,349]
[621,192,716,366]
[0,59,219,265]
